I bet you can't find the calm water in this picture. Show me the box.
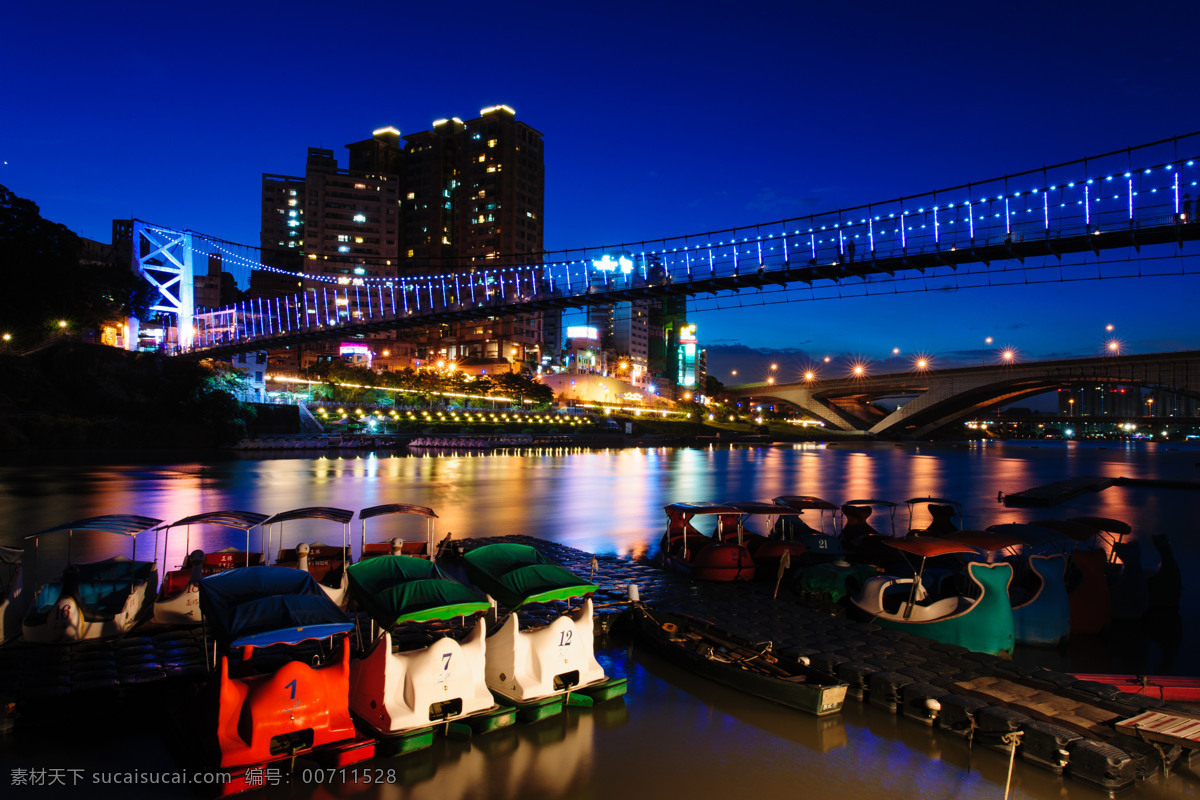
[3,440,1200,799]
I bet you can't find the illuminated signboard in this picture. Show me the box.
[592,253,634,274]
[339,343,372,364]
[566,326,599,340]
[679,323,697,344]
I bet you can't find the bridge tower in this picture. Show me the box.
[130,221,194,351]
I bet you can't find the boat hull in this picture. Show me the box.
[851,561,1015,658]
[1012,554,1070,647]
[631,606,847,716]
[662,538,755,582]
[215,637,358,770]
[484,598,617,707]
[349,620,511,737]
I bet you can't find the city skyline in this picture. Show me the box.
[5,1,1200,369]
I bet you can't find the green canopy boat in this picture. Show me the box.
[461,543,598,608]
[347,555,491,624]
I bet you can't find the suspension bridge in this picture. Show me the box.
[129,133,1200,358]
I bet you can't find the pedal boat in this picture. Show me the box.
[153,510,269,625]
[347,555,515,751]
[904,496,966,535]
[0,545,26,644]
[461,542,628,721]
[849,537,1015,657]
[198,566,370,773]
[768,496,845,564]
[629,604,848,716]
[983,524,1071,647]
[22,514,161,643]
[265,507,354,609]
[660,502,755,582]
[358,503,438,561]
[1030,518,1112,635]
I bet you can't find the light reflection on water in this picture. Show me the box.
[3,441,1200,798]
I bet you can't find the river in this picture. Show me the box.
[2,440,1199,799]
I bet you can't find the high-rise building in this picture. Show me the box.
[256,107,549,371]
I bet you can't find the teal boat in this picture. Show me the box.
[461,543,628,721]
[983,523,1071,647]
[346,555,516,750]
[849,537,1015,657]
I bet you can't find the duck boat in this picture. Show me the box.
[982,524,1071,647]
[0,546,26,644]
[22,514,161,643]
[265,507,354,609]
[460,542,628,721]
[715,501,810,580]
[629,604,847,716]
[358,503,438,561]
[849,537,1015,657]
[660,502,755,582]
[347,555,516,752]
[837,499,900,563]
[153,510,269,625]
[904,496,965,535]
[1032,518,1112,635]
[198,566,372,785]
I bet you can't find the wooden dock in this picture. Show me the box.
[1002,476,1114,507]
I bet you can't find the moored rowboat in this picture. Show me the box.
[628,603,847,716]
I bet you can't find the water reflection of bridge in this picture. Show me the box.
[724,351,1200,438]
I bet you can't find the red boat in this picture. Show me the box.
[660,502,755,581]
[1070,673,1200,703]
[198,566,372,787]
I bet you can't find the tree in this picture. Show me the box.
[0,185,152,343]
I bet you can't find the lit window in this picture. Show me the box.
[486,166,496,173]
[477,155,485,162]
[353,213,367,222]
[407,192,415,200]
[354,183,366,189]
[338,245,350,253]
[354,237,364,243]
[487,139,497,148]
[337,234,350,242]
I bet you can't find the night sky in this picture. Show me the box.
[5,1,1200,386]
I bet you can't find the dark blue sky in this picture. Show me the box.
[5,0,1200,377]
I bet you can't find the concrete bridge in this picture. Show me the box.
[724,350,1200,438]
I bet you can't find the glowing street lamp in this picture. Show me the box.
[889,347,900,375]
[1147,397,1154,417]
[1068,397,1075,417]
[803,370,816,382]
[1001,349,1015,363]
[982,336,992,366]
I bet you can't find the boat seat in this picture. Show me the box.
[161,569,193,596]
[75,581,134,616]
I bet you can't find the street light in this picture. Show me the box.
[982,336,992,366]
[1001,349,1015,364]
[889,347,899,375]
[1147,397,1154,417]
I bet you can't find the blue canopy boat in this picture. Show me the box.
[347,555,515,750]
[198,566,368,773]
[460,543,628,720]
[22,514,161,643]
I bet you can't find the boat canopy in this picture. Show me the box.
[842,499,897,507]
[727,500,803,516]
[937,530,1027,552]
[664,502,743,517]
[985,523,1070,550]
[1031,519,1098,542]
[904,497,963,509]
[885,537,978,558]
[0,546,21,566]
[199,566,352,649]
[347,556,489,624]
[159,510,269,531]
[24,514,162,540]
[360,504,438,521]
[772,496,839,512]
[264,507,355,526]
[461,543,598,608]
[1068,516,1132,536]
